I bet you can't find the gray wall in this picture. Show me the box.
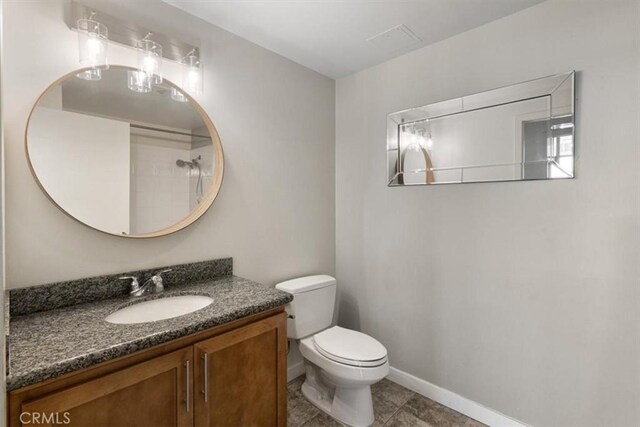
[2,0,335,289]
[335,1,640,426]
[0,0,6,414]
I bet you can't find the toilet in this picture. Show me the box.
[276,275,389,427]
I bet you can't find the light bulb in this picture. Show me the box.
[186,69,199,89]
[137,37,162,85]
[86,36,104,59]
[142,56,157,74]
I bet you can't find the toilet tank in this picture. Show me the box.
[275,275,336,339]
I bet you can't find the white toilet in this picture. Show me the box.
[276,275,389,427]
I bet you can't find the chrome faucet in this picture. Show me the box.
[119,269,172,297]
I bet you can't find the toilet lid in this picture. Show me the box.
[313,326,387,367]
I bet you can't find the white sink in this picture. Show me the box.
[105,295,214,324]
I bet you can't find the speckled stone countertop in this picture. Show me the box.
[7,275,292,391]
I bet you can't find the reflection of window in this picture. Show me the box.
[548,135,574,178]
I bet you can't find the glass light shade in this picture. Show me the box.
[137,38,162,85]
[426,134,434,150]
[127,70,152,93]
[408,143,421,152]
[76,69,102,81]
[182,54,203,95]
[171,87,189,102]
[77,19,108,70]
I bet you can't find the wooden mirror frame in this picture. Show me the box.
[400,146,435,184]
[25,66,224,239]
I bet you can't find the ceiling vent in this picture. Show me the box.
[367,24,421,52]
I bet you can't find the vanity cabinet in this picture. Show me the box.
[8,310,287,427]
[194,314,286,427]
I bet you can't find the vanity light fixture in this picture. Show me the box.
[137,33,163,86]
[76,12,108,80]
[68,2,202,90]
[181,49,203,95]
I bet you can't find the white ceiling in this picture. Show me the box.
[163,0,545,79]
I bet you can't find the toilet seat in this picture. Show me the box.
[313,326,387,367]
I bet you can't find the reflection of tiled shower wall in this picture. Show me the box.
[189,126,214,210]
[130,135,191,234]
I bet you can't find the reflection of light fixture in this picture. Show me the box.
[425,119,434,151]
[127,69,152,93]
[76,69,102,81]
[404,122,434,152]
[550,122,574,130]
[424,123,433,150]
[425,133,433,150]
[413,128,424,152]
[171,87,188,102]
[403,125,420,152]
[181,50,203,95]
[137,33,162,85]
[76,12,108,80]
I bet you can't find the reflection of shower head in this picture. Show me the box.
[176,155,205,205]
[176,159,192,168]
[176,155,201,169]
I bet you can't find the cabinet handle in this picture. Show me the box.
[184,360,190,412]
[201,353,209,402]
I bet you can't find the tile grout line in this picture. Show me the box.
[380,390,416,426]
[382,404,404,426]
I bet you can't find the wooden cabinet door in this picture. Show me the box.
[17,347,193,427]
[194,313,287,427]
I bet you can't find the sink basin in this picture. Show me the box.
[105,295,214,324]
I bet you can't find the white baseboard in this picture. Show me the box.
[387,367,529,427]
[287,361,305,382]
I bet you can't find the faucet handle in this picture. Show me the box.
[151,269,172,292]
[119,276,140,294]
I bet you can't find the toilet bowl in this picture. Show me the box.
[276,276,389,427]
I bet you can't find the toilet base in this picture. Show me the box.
[301,362,375,427]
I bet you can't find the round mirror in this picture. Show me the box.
[26,66,224,238]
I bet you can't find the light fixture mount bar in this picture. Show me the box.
[66,1,199,63]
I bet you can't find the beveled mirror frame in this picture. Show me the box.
[387,71,575,186]
[25,65,224,238]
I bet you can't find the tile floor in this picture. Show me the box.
[288,376,487,427]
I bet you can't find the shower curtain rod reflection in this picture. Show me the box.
[129,124,212,140]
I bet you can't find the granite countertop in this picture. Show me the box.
[6,275,292,391]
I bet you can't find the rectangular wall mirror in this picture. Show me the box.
[387,71,575,186]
